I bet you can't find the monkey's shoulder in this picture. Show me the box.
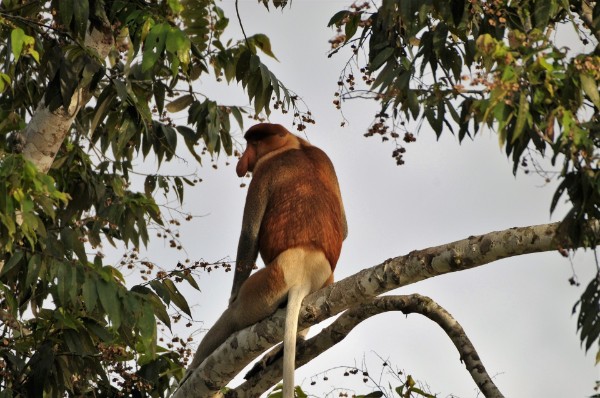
[263,145,335,174]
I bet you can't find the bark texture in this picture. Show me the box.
[22,28,114,173]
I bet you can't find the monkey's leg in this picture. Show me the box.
[245,268,334,378]
[187,263,291,372]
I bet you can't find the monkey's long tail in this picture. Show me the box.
[283,284,311,398]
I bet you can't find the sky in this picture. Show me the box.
[132,1,599,397]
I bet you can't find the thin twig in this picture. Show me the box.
[235,0,250,48]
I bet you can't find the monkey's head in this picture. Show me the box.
[236,123,300,177]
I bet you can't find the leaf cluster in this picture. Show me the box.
[328,0,600,365]
[0,0,297,396]
[574,273,600,364]
[0,149,204,396]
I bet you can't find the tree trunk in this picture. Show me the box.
[22,27,113,172]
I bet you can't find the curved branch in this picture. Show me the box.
[177,222,598,397]
[398,295,504,398]
[235,295,503,398]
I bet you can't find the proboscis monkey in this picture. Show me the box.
[183,123,347,397]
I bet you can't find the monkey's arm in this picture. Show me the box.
[330,164,348,240]
[340,194,348,240]
[342,204,348,239]
[230,176,269,303]
[317,148,348,240]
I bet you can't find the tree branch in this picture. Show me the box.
[177,222,596,397]
[236,294,504,398]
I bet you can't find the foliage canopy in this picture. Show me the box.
[0,0,598,396]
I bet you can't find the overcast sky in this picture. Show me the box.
[131,2,599,396]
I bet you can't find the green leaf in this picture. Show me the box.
[172,270,200,291]
[56,262,69,306]
[406,90,420,120]
[0,73,10,93]
[294,386,308,398]
[162,279,191,316]
[167,0,183,14]
[249,34,278,60]
[370,47,394,71]
[580,74,600,109]
[345,14,359,41]
[511,90,529,143]
[371,60,397,89]
[25,254,43,287]
[450,0,465,25]
[0,284,17,318]
[399,0,418,23]
[58,0,74,29]
[144,175,157,197]
[249,54,260,73]
[97,280,122,329]
[328,10,351,27]
[259,63,271,92]
[60,227,87,263]
[0,251,24,277]
[362,392,383,398]
[113,79,128,102]
[165,27,191,70]
[82,273,98,312]
[154,82,166,115]
[59,57,80,109]
[220,123,233,155]
[142,23,169,72]
[533,0,553,30]
[84,318,113,342]
[576,274,600,351]
[231,106,244,129]
[180,128,203,163]
[63,329,92,355]
[161,124,177,153]
[138,303,157,355]
[236,49,251,82]
[72,0,90,39]
[132,285,171,328]
[551,174,573,214]
[10,28,25,62]
[149,280,170,304]
[174,177,184,204]
[90,88,115,135]
[166,94,194,113]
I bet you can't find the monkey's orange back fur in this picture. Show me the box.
[254,142,345,270]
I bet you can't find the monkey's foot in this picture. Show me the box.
[244,344,284,379]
